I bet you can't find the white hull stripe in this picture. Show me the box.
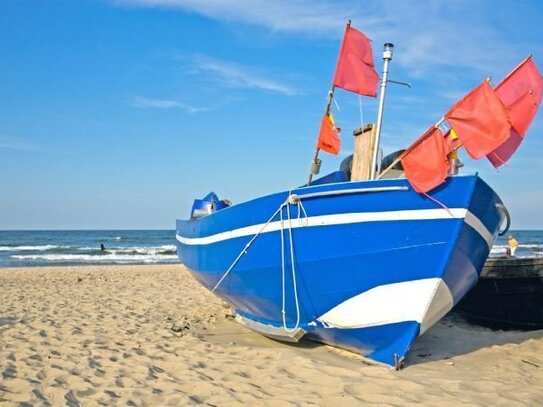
[464,211,493,250]
[177,208,489,246]
[317,277,454,333]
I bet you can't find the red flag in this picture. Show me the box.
[317,113,341,155]
[332,25,379,97]
[402,127,451,193]
[487,128,523,167]
[487,57,543,167]
[445,80,510,159]
[495,57,543,109]
[505,90,540,136]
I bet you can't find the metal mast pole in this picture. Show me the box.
[370,43,394,180]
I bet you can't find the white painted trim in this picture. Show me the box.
[316,278,454,332]
[419,279,455,334]
[464,211,494,250]
[177,208,468,246]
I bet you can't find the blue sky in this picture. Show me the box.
[1,0,543,230]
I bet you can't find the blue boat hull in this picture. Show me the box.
[176,174,505,367]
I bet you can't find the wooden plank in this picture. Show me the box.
[350,124,376,181]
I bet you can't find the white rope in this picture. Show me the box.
[292,186,408,201]
[203,187,404,296]
[284,199,301,332]
[358,94,365,129]
[333,97,341,112]
[209,192,307,333]
[280,204,287,328]
[296,197,308,226]
[210,203,285,294]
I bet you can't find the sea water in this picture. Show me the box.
[0,230,176,267]
[491,230,543,258]
[0,229,541,268]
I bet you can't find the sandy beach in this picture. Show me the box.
[1,264,543,406]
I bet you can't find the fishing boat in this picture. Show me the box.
[456,256,543,330]
[176,22,542,368]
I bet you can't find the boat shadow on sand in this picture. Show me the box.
[196,311,543,368]
[405,312,543,366]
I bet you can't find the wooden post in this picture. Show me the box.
[350,123,377,181]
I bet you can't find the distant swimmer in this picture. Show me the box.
[508,235,519,256]
[100,243,106,251]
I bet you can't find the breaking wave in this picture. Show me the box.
[0,230,178,267]
[0,245,73,251]
[490,243,543,257]
[12,252,177,264]
[5,243,177,266]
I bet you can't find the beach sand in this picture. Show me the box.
[1,264,543,406]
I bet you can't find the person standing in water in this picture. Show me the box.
[508,235,519,256]
[100,243,106,251]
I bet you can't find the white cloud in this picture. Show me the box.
[112,0,350,35]
[0,136,41,151]
[112,0,539,77]
[131,96,210,113]
[189,55,301,95]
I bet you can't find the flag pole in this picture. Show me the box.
[307,87,335,185]
[495,54,532,91]
[307,20,351,186]
[377,118,446,179]
[370,43,394,180]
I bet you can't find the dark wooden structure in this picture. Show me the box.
[455,256,543,330]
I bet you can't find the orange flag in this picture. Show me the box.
[402,127,451,193]
[317,113,341,155]
[332,25,379,97]
[445,80,510,160]
[487,57,543,167]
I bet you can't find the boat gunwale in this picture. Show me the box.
[176,172,482,224]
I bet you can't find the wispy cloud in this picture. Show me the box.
[367,2,522,76]
[113,0,540,77]
[0,136,41,151]
[112,0,350,35]
[188,55,301,95]
[131,96,210,113]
